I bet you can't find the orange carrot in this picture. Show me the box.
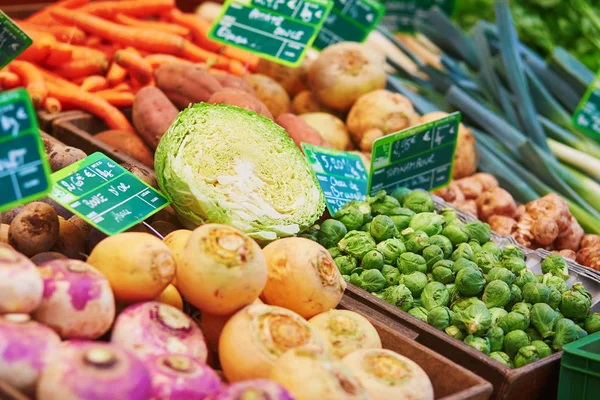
[52,58,109,79]
[69,45,107,62]
[85,36,103,47]
[46,81,133,132]
[79,0,175,19]
[181,40,229,68]
[39,67,80,91]
[44,97,62,113]
[80,75,109,92]
[94,90,135,107]
[25,0,90,25]
[228,60,246,77]
[9,61,47,107]
[106,62,128,86]
[16,31,55,64]
[19,22,87,44]
[144,54,191,69]
[167,10,220,52]
[43,43,74,67]
[114,13,190,36]
[114,48,153,85]
[111,82,132,92]
[0,71,21,89]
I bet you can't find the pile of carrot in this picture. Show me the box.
[0,0,259,132]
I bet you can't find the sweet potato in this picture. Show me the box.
[132,86,179,149]
[245,74,290,118]
[95,130,154,168]
[154,63,222,109]
[212,73,254,94]
[208,88,273,119]
[275,113,330,149]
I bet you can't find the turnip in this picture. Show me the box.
[262,237,346,319]
[219,304,326,382]
[33,259,115,339]
[206,379,294,400]
[155,284,183,310]
[147,354,222,399]
[111,301,207,362]
[37,341,152,400]
[0,314,61,394]
[0,244,43,314]
[342,349,434,400]
[308,310,382,358]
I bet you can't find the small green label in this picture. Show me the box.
[302,143,368,215]
[49,153,170,236]
[0,11,32,68]
[367,112,460,196]
[313,0,385,50]
[0,88,51,213]
[380,0,456,33]
[573,73,600,140]
[208,0,332,67]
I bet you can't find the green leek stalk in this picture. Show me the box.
[548,139,600,180]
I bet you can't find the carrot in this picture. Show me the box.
[16,31,55,64]
[79,0,175,19]
[80,75,109,92]
[145,54,191,69]
[85,36,102,47]
[228,60,246,77]
[39,67,80,91]
[52,58,109,79]
[14,20,88,45]
[43,43,74,67]
[181,40,229,68]
[113,48,153,85]
[9,61,48,107]
[0,71,21,89]
[106,62,128,86]
[25,0,90,26]
[114,14,190,36]
[111,82,132,92]
[46,81,134,132]
[94,90,135,107]
[69,45,107,62]
[44,97,62,114]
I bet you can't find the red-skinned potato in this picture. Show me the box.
[132,86,179,149]
[154,63,222,109]
[208,88,273,119]
[275,113,330,149]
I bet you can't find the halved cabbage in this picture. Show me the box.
[155,103,325,241]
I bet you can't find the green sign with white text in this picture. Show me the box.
[573,73,600,140]
[368,112,460,196]
[0,88,51,213]
[0,11,32,69]
[209,0,332,67]
[49,153,170,236]
[380,0,456,33]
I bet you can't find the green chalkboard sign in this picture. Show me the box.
[0,11,32,69]
[380,0,456,33]
[572,73,600,140]
[209,0,333,67]
[302,143,368,215]
[367,112,460,196]
[0,88,51,213]
[49,153,170,236]
[313,0,385,50]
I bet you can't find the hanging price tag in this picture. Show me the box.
[572,72,600,140]
[0,11,32,69]
[379,0,456,33]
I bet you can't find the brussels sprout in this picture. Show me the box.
[514,345,540,368]
[432,265,455,284]
[371,195,402,216]
[317,219,348,249]
[338,230,376,260]
[428,306,454,330]
[391,187,412,204]
[553,318,588,350]
[413,298,423,308]
[403,230,430,253]
[367,190,386,204]
[398,252,427,275]
[464,335,491,355]
[473,252,498,274]
[490,351,513,367]
[511,302,533,318]
[456,267,486,296]
[440,208,459,225]
[433,259,454,270]
[454,302,492,335]
[299,225,320,241]
[342,274,351,282]
[377,284,413,311]
[452,243,474,261]
[452,258,478,274]
[584,313,600,334]
[560,283,592,320]
[468,240,483,254]
[490,308,509,326]
[451,297,486,314]
[498,311,530,333]
[333,205,364,231]
[509,284,523,307]
[409,212,445,236]
[522,283,551,305]
[487,267,516,286]
[360,222,372,232]
[369,215,399,243]
[482,242,502,259]
[483,280,512,308]
[421,282,450,311]
[502,244,526,260]
[388,208,415,231]
[488,326,505,352]
[515,269,538,288]
[350,272,361,287]
[530,303,558,339]
[408,306,429,322]
[548,285,562,310]
[355,269,386,292]
[361,250,384,270]
[504,330,530,357]
[445,325,465,340]
[430,234,453,258]
[376,238,405,265]
[403,190,434,213]
[442,223,469,246]
[328,247,343,259]
[381,265,401,287]
[334,255,358,275]
[401,271,428,297]
[541,254,570,280]
[422,245,444,271]
[526,327,542,341]
[463,221,491,244]
[542,273,568,294]
[501,257,527,275]
[531,340,552,358]
[446,282,458,296]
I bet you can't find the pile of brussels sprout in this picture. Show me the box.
[303,189,600,369]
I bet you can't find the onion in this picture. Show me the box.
[0,314,61,394]
[176,224,267,315]
[270,345,369,400]
[219,304,326,382]
[262,237,345,318]
[33,259,115,339]
[0,244,43,313]
[342,349,434,400]
[206,379,294,400]
[111,301,207,362]
[37,341,152,400]
[308,310,382,358]
[147,354,222,399]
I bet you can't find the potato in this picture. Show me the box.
[299,112,352,150]
[208,88,273,119]
[47,145,87,173]
[256,58,310,96]
[51,217,86,259]
[309,42,386,111]
[292,90,332,115]
[155,63,222,109]
[275,113,330,149]
[8,202,59,257]
[95,130,154,168]
[30,252,68,266]
[120,162,157,189]
[212,74,254,94]
[245,74,291,118]
[132,86,179,149]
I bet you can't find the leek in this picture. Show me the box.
[548,139,600,180]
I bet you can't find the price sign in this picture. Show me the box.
[312,0,385,50]
[0,11,32,69]
[572,73,600,140]
[49,153,170,236]
[367,112,460,196]
[302,143,368,215]
[379,0,456,33]
[0,88,51,213]
[209,0,333,67]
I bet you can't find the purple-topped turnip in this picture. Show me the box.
[0,244,43,314]
[206,379,295,400]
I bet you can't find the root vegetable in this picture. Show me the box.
[553,249,576,260]
[555,216,585,251]
[212,73,255,94]
[532,217,559,246]
[219,304,327,382]
[0,314,61,395]
[514,194,571,248]
[8,202,59,257]
[154,284,183,311]
[87,232,176,303]
[245,74,291,118]
[256,57,310,96]
[0,224,9,244]
[456,176,483,200]
[46,145,87,173]
[308,310,382,358]
[276,113,330,149]
[488,215,518,236]
[342,349,434,400]
[577,246,600,270]
[50,217,86,259]
[111,301,207,362]
[154,63,222,109]
[0,206,23,225]
[452,199,478,217]
[309,42,386,111]
[472,173,498,192]
[476,187,517,222]
[262,237,346,319]
[581,234,600,249]
[433,182,465,203]
[132,86,179,149]
[30,252,68,266]
[299,112,352,150]
[67,215,91,237]
[208,88,273,119]
[514,204,526,220]
[95,130,154,168]
[121,162,157,189]
[292,90,332,115]
[0,246,43,314]
[40,197,73,220]
[206,379,294,400]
